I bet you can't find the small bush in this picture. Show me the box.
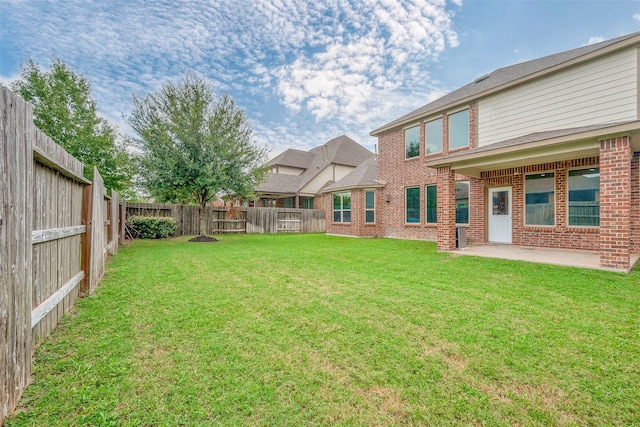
[128,216,177,239]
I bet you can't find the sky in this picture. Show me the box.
[2,0,640,158]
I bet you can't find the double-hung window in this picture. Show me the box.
[425,119,443,154]
[406,187,420,223]
[568,168,600,226]
[405,125,420,159]
[525,173,555,226]
[449,109,469,149]
[365,190,375,223]
[333,192,351,223]
[425,185,437,223]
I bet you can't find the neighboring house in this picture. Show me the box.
[256,135,374,209]
[329,31,640,271]
[322,156,385,237]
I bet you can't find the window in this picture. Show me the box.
[333,192,351,223]
[425,118,443,154]
[365,190,375,223]
[449,109,469,149]
[405,125,420,158]
[303,197,314,209]
[455,182,469,224]
[426,185,437,223]
[406,187,420,223]
[284,198,293,208]
[569,168,600,226]
[525,173,555,226]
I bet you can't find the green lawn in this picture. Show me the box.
[7,234,640,426]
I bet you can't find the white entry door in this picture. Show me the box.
[488,187,512,244]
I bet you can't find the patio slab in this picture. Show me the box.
[452,244,639,272]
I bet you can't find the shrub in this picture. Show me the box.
[128,216,177,239]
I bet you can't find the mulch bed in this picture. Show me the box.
[188,235,219,242]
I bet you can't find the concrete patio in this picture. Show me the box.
[453,244,640,272]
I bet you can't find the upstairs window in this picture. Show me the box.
[365,190,375,223]
[449,109,469,150]
[333,192,351,223]
[568,168,600,226]
[405,125,420,159]
[425,118,443,154]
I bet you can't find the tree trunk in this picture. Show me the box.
[199,203,206,236]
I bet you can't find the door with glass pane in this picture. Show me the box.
[488,187,512,243]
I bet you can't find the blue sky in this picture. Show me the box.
[2,1,639,157]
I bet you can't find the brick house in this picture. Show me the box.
[321,156,385,237]
[256,135,374,209]
[329,32,640,271]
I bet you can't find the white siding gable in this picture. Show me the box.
[478,47,638,147]
[276,166,305,175]
[300,164,354,195]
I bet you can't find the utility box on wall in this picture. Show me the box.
[456,227,467,248]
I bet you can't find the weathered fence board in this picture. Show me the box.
[109,191,119,254]
[1,85,34,424]
[1,85,121,424]
[31,225,86,244]
[88,168,107,294]
[125,204,326,236]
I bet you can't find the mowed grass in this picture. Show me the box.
[6,234,640,426]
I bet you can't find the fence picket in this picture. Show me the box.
[125,204,326,235]
[1,85,121,424]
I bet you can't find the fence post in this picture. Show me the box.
[80,183,93,294]
[119,199,127,244]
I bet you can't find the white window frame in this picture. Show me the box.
[404,125,420,159]
[448,109,469,150]
[364,189,376,224]
[567,167,600,227]
[524,172,556,226]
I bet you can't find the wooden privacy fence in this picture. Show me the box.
[125,203,326,235]
[1,86,122,423]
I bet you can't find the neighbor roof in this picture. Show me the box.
[257,135,374,196]
[371,31,640,136]
[266,149,315,169]
[322,156,382,193]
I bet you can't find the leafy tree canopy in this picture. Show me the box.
[128,72,269,212]
[11,56,134,195]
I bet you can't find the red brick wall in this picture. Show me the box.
[479,158,602,250]
[468,178,486,243]
[631,152,640,254]
[324,188,382,237]
[599,137,632,270]
[375,103,478,241]
[436,167,456,250]
[377,127,439,240]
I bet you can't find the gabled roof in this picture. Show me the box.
[371,31,640,136]
[257,135,374,196]
[267,149,315,169]
[322,156,382,193]
[308,135,374,167]
[254,172,304,194]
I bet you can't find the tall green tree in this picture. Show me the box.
[128,72,269,235]
[11,57,134,195]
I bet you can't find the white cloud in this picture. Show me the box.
[587,36,605,45]
[0,0,460,154]
[634,13,640,21]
